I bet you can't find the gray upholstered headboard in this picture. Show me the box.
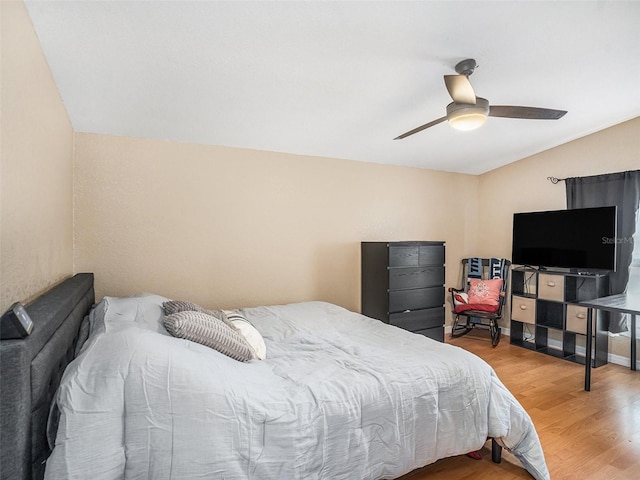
[0,273,95,480]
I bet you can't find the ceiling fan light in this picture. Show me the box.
[448,113,487,131]
[446,97,490,131]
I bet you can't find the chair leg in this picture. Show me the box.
[451,315,472,338]
[490,321,501,347]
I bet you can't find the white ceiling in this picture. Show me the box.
[25,0,640,174]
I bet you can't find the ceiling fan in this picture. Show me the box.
[394,58,567,140]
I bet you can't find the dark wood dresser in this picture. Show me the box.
[361,241,445,342]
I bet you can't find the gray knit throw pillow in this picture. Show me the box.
[163,311,253,362]
[162,300,230,323]
[163,300,207,316]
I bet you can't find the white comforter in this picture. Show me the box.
[45,294,549,479]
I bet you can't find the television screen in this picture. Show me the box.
[511,206,617,272]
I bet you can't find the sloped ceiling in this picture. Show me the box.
[25,0,640,174]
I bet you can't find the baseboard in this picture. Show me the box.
[445,325,512,337]
[545,338,639,369]
[445,325,640,369]
[607,352,640,369]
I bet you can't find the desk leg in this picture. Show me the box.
[585,308,593,391]
[632,314,636,371]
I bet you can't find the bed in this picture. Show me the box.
[1,274,550,480]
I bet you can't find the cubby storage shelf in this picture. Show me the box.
[510,266,610,368]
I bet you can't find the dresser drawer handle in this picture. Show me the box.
[576,313,586,319]
[519,305,528,310]
[546,281,556,287]
[403,309,411,313]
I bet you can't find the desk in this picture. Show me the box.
[581,294,639,391]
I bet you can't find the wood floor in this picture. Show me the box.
[403,331,640,480]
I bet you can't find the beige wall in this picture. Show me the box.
[477,116,640,361]
[74,133,479,312]
[0,0,74,312]
[71,119,639,337]
[477,116,640,261]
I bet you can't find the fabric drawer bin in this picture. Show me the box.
[512,296,536,324]
[389,307,444,331]
[389,287,444,313]
[389,266,445,291]
[566,304,594,335]
[538,274,565,302]
[414,326,445,342]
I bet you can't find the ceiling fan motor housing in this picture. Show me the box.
[447,97,489,115]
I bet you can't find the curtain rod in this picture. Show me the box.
[547,176,566,184]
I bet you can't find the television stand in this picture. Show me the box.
[510,266,610,368]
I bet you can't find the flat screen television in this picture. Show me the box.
[511,206,617,272]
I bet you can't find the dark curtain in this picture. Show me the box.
[566,170,640,333]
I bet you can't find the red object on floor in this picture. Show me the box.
[466,451,482,460]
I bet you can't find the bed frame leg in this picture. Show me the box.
[491,438,502,464]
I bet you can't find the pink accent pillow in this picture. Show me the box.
[467,279,503,306]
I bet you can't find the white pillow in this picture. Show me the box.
[223,310,267,360]
[453,292,469,306]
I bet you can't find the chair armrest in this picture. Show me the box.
[449,287,466,308]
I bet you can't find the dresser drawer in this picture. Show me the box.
[389,307,444,331]
[389,287,444,312]
[566,304,595,335]
[512,296,536,324]
[414,326,444,342]
[538,273,565,302]
[389,266,444,290]
[389,244,445,267]
[418,245,445,266]
[389,247,419,267]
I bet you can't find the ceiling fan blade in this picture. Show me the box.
[489,105,567,120]
[444,75,476,104]
[394,116,447,140]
